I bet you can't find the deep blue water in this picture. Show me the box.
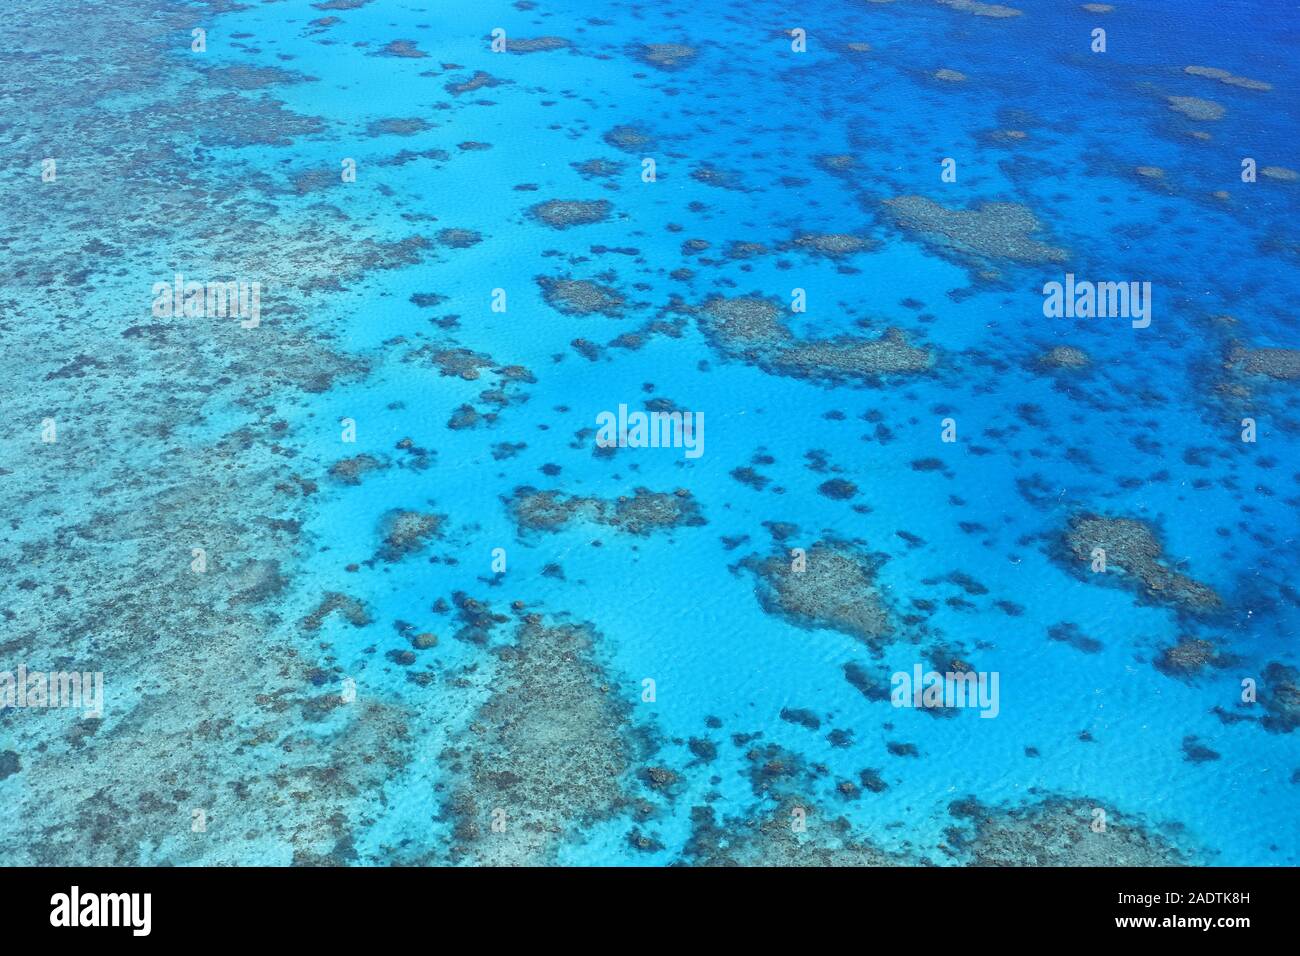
[0,0,1297,865]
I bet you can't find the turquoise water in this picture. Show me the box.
[1,0,1297,865]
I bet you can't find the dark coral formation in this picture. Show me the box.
[1047,622,1103,654]
[6,0,1284,872]
[440,618,635,865]
[1154,637,1227,678]
[684,795,907,866]
[448,593,509,646]
[374,39,427,59]
[1183,736,1221,763]
[1062,514,1223,613]
[936,0,1023,17]
[602,125,655,153]
[436,228,482,249]
[784,232,877,259]
[506,487,706,536]
[502,36,571,54]
[300,592,374,632]
[0,0,452,865]
[632,43,697,71]
[1167,95,1225,121]
[401,343,535,431]
[375,509,445,562]
[697,295,932,383]
[571,158,625,181]
[328,454,387,485]
[1226,345,1300,381]
[1038,345,1091,369]
[773,332,933,379]
[365,117,432,137]
[1184,64,1272,92]
[946,796,1193,865]
[527,199,614,229]
[445,70,505,97]
[742,540,894,645]
[690,163,750,192]
[881,196,1067,272]
[1260,663,1300,733]
[537,276,626,317]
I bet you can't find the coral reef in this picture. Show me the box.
[881,196,1068,270]
[698,295,932,383]
[440,617,637,865]
[946,796,1194,865]
[742,541,895,646]
[527,199,614,229]
[1062,514,1223,613]
[506,487,706,537]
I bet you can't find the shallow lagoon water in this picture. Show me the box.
[0,0,1297,866]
